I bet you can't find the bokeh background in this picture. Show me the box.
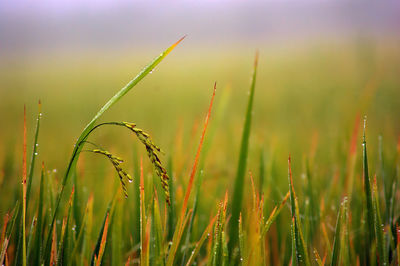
[1,0,400,210]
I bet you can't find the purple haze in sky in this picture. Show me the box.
[0,0,399,57]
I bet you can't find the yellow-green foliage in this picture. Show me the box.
[1,40,400,265]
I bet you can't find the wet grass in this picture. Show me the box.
[1,40,400,265]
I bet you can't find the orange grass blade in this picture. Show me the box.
[166,83,216,266]
[262,191,290,236]
[180,82,216,219]
[314,249,323,266]
[95,213,110,266]
[50,224,57,266]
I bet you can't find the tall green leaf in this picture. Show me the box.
[26,100,42,210]
[331,197,348,266]
[228,52,259,255]
[43,37,185,263]
[372,176,388,266]
[362,117,375,252]
[288,156,311,266]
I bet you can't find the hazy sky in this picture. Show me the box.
[1,0,399,57]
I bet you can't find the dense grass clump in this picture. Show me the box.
[1,39,400,266]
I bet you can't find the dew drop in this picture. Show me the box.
[128,179,133,183]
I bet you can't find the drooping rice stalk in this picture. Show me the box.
[44,38,184,262]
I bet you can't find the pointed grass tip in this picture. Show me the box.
[165,35,187,55]
[363,115,367,142]
[254,50,260,68]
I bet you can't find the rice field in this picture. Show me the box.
[1,38,400,265]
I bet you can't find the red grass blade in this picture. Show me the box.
[95,213,110,266]
[180,82,216,219]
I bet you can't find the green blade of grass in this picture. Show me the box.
[372,176,388,266]
[238,213,245,263]
[261,191,290,236]
[211,194,228,266]
[291,217,298,266]
[72,168,82,234]
[26,215,36,262]
[44,37,185,263]
[58,188,74,266]
[80,195,94,266]
[228,52,259,256]
[330,197,347,266]
[166,157,175,242]
[288,156,311,266]
[166,209,192,266]
[238,213,247,265]
[362,117,375,252]
[66,35,185,188]
[152,192,165,266]
[22,105,27,266]
[341,200,350,265]
[32,163,45,265]
[185,215,216,266]
[139,158,149,266]
[26,100,42,211]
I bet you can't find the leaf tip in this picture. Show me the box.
[254,50,259,68]
[168,35,186,53]
[363,115,367,142]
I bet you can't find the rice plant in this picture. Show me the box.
[1,38,400,266]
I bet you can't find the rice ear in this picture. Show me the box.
[89,148,132,198]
